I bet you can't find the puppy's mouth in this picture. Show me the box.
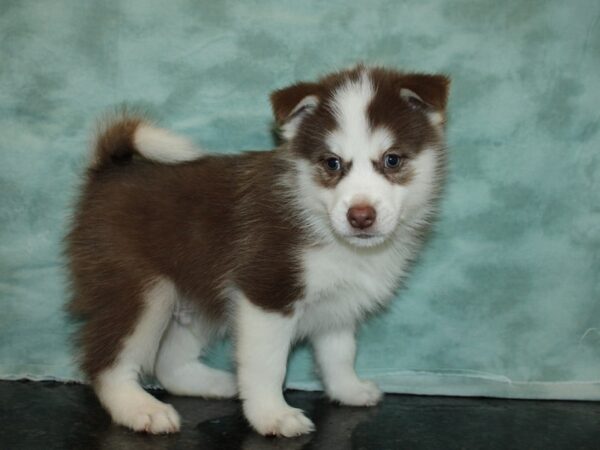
[343,232,387,248]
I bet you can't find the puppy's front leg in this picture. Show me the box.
[313,327,382,406]
[235,296,314,437]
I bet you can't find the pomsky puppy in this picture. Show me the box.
[67,65,450,437]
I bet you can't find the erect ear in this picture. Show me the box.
[270,82,321,140]
[398,74,451,126]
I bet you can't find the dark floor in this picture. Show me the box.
[1,381,599,449]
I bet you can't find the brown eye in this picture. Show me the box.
[384,153,403,169]
[324,157,342,172]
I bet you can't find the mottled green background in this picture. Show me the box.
[1,0,599,399]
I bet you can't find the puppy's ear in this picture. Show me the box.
[270,82,321,140]
[398,74,450,126]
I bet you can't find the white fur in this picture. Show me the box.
[281,95,319,140]
[95,278,179,434]
[234,292,315,437]
[329,72,375,141]
[312,327,382,406]
[134,124,201,163]
[286,72,442,413]
[297,236,413,333]
[324,73,405,245]
[287,71,442,340]
[399,147,441,224]
[427,111,444,127]
[400,87,422,103]
[295,71,441,248]
[400,87,445,127]
[95,70,444,438]
[155,308,237,398]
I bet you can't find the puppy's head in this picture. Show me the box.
[271,66,450,248]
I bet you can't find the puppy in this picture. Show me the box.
[67,65,450,437]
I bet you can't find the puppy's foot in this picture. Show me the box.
[245,404,315,437]
[204,372,238,398]
[157,364,238,399]
[114,399,181,434]
[328,379,383,407]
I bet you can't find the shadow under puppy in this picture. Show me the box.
[66,65,450,437]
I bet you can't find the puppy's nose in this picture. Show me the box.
[347,205,376,229]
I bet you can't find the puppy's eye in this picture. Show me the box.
[384,153,403,169]
[324,157,342,172]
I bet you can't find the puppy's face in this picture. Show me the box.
[271,67,450,247]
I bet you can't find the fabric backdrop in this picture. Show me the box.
[1,0,599,400]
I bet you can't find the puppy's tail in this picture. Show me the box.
[90,113,201,171]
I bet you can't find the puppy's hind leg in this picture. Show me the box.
[93,278,180,434]
[155,309,237,399]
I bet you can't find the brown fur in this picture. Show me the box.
[67,123,306,379]
[371,156,416,185]
[312,157,353,189]
[273,66,449,189]
[67,65,449,382]
[92,116,143,169]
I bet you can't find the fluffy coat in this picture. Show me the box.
[67,65,450,436]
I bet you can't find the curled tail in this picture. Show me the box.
[91,114,201,171]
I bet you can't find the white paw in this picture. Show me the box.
[157,365,238,399]
[115,400,181,434]
[329,379,383,407]
[245,404,315,437]
[205,373,238,398]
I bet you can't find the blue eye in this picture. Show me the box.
[384,153,402,169]
[325,157,342,171]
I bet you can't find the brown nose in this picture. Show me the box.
[347,205,376,229]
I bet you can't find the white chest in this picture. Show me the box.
[295,239,413,336]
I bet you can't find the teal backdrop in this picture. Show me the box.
[1,0,599,400]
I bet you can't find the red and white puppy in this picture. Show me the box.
[67,65,450,437]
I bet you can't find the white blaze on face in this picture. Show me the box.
[316,73,401,246]
[292,70,443,248]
